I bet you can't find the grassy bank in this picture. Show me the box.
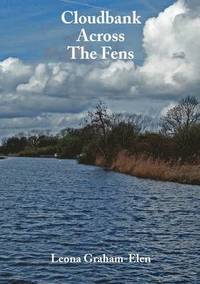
[95,150,200,185]
[1,98,200,185]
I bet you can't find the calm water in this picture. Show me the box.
[0,158,199,284]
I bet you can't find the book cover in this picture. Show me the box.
[0,0,199,283]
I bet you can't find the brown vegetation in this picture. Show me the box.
[1,97,200,185]
[95,150,200,185]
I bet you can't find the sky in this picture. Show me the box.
[0,0,199,137]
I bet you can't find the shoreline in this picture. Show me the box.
[95,150,200,186]
[2,154,200,186]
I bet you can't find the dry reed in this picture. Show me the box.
[96,150,200,185]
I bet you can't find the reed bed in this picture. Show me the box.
[96,150,200,185]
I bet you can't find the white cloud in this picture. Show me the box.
[17,64,49,94]
[86,60,136,93]
[0,0,200,136]
[138,0,200,95]
[0,57,32,92]
[160,102,177,116]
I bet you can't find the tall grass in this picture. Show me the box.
[96,150,200,185]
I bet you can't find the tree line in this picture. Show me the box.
[1,96,199,164]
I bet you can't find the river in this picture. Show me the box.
[0,158,199,284]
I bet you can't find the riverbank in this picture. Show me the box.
[1,152,199,185]
[2,152,199,185]
[95,150,200,185]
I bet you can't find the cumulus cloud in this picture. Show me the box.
[139,0,200,96]
[185,0,200,13]
[0,58,32,92]
[0,0,199,136]
[82,0,200,99]
[86,61,136,93]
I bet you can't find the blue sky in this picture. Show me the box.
[0,0,175,63]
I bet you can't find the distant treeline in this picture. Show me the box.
[1,96,200,165]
